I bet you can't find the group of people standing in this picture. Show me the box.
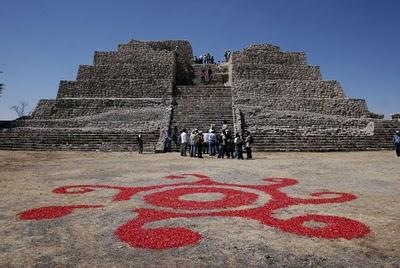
[224,50,232,62]
[201,67,213,84]
[141,129,400,157]
[193,53,215,64]
[178,123,254,160]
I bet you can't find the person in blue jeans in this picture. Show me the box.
[208,130,216,156]
[394,131,400,157]
[180,129,189,156]
[189,130,197,157]
[234,133,244,159]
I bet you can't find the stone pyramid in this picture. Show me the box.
[0,40,398,152]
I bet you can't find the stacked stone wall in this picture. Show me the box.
[76,63,174,81]
[0,128,161,152]
[20,107,171,130]
[232,50,307,65]
[32,98,167,119]
[57,79,172,99]
[233,80,346,99]
[119,40,193,85]
[236,98,370,117]
[94,50,173,66]
[171,85,234,133]
[238,107,373,132]
[232,64,321,80]
[119,40,193,62]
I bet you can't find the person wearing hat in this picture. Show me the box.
[394,130,400,157]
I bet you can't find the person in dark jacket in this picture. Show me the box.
[394,131,400,157]
[196,131,204,158]
[225,130,234,158]
[137,134,143,154]
[245,131,254,159]
[163,129,172,153]
[201,69,206,84]
[218,131,227,159]
[207,67,213,84]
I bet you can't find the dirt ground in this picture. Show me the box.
[0,150,399,268]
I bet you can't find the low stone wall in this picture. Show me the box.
[0,129,161,152]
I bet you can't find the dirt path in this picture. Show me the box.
[1,150,399,267]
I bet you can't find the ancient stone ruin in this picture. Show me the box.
[0,40,399,152]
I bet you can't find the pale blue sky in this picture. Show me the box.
[0,0,399,119]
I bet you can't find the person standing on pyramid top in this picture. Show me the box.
[201,69,206,84]
[208,67,213,84]
[394,130,400,157]
[174,45,179,57]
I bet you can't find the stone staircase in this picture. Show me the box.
[192,64,229,85]
[171,85,234,134]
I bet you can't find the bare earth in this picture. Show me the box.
[0,150,399,268]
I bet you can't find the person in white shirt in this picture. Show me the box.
[180,129,189,156]
[203,132,210,154]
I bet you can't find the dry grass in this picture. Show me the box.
[0,150,399,267]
